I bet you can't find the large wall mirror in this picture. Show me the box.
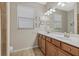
[42,2,77,34]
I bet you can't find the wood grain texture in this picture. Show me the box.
[52,38,61,47]
[0,2,7,56]
[57,48,71,56]
[46,41,57,56]
[38,34,79,56]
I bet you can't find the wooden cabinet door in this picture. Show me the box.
[41,39,45,50]
[38,34,46,55]
[46,41,57,56]
[41,39,45,54]
[57,48,71,56]
[38,34,42,49]
[61,42,79,56]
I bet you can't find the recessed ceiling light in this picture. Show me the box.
[50,8,56,12]
[57,2,66,7]
[61,3,66,7]
[57,2,62,6]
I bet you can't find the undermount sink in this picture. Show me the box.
[69,37,79,43]
[44,32,79,43]
[54,34,79,43]
[54,34,64,38]
[57,36,79,43]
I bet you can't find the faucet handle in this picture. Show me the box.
[64,32,67,37]
[66,33,70,38]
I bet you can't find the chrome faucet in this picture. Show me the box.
[64,32,70,38]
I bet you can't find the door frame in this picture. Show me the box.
[6,2,10,56]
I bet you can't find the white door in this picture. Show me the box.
[0,10,1,56]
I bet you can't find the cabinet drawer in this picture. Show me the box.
[57,48,71,56]
[70,46,79,55]
[61,43,79,55]
[61,43,71,52]
[46,37,51,42]
[41,38,45,50]
[52,39,61,47]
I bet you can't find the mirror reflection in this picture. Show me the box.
[40,2,76,34]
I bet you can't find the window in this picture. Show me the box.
[53,13,62,32]
[17,5,34,29]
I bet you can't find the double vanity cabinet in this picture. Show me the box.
[37,33,79,56]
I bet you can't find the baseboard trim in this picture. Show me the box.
[12,45,38,53]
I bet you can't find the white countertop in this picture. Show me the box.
[37,31,79,48]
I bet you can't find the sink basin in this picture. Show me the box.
[54,35,64,37]
[48,33,79,44]
[53,34,79,43]
[69,37,79,43]
[55,35,79,43]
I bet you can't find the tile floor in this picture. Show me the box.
[10,47,44,56]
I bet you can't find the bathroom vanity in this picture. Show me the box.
[37,31,79,56]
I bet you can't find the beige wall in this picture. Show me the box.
[10,2,45,50]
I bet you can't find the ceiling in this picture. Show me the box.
[56,2,75,11]
[37,2,47,5]
[37,2,75,11]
